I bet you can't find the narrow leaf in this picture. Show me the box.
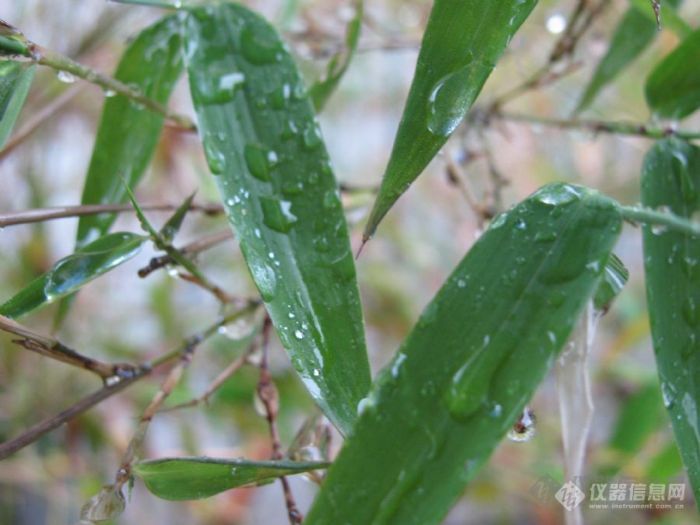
[593,253,629,313]
[75,15,183,247]
[641,138,700,501]
[308,0,362,111]
[0,232,146,319]
[159,192,195,243]
[307,183,622,525]
[576,1,682,113]
[0,61,35,148]
[645,28,700,120]
[362,0,538,240]
[182,4,370,435]
[133,457,329,500]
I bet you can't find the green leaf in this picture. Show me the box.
[629,0,692,38]
[0,232,146,319]
[0,61,34,148]
[308,0,362,111]
[362,0,538,241]
[307,183,622,525]
[159,192,195,243]
[641,138,700,502]
[75,15,183,247]
[576,1,683,113]
[181,4,370,436]
[645,28,700,120]
[646,441,684,482]
[133,457,329,500]
[593,253,629,313]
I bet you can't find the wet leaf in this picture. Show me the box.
[645,28,700,120]
[133,457,329,500]
[307,183,622,525]
[593,253,629,312]
[308,0,362,111]
[0,61,34,148]
[75,15,183,247]
[181,4,370,436]
[0,232,146,319]
[641,138,700,501]
[576,0,682,113]
[362,0,538,240]
[159,192,195,243]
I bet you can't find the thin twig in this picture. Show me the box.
[0,315,137,381]
[138,230,234,278]
[492,111,700,141]
[257,317,302,525]
[0,84,83,160]
[0,202,224,228]
[0,305,260,460]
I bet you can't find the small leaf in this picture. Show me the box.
[159,192,195,243]
[0,232,146,319]
[362,0,538,240]
[182,3,371,436]
[308,0,362,111]
[307,183,622,525]
[75,15,183,247]
[133,457,329,500]
[645,28,700,120]
[593,253,629,312]
[0,61,35,148]
[641,138,700,502]
[575,1,683,113]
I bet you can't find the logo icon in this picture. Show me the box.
[555,480,586,511]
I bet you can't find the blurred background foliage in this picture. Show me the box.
[0,0,699,523]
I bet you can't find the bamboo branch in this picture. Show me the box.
[0,202,224,228]
[0,304,260,460]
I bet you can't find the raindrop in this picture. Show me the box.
[103,88,116,98]
[203,138,225,175]
[294,330,304,340]
[244,143,272,181]
[241,242,277,302]
[532,184,581,206]
[240,26,282,65]
[260,197,298,233]
[57,70,76,83]
[426,59,493,137]
[545,13,566,34]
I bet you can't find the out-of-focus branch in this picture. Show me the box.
[0,202,224,228]
[0,304,260,460]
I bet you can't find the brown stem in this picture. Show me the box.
[137,230,234,278]
[257,317,303,524]
[0,315,137,380]
[0,202,224,228]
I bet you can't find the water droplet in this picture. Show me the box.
[489,212,508,230]
[191,66,244,105]
[545,13,566,34]
[240,26,282,65]
[241,242,277,302]
[507,408,536,442]
[445,354,494,421]
[103,88,116,98]
[322,190,340,210]
[203,138,225,174]
[489,403,503,418]
[661,381,676,409]
[244,143,272,181]
[302,125,322,150]
[357,395,376,416]
[532,184,582,207]
[260,197,298,233]
[57,70,76,83]
[391,353,407,378]
[270,83,291,110]
[426,59,493,136]
[683,297,700,327]
[457,278,466,288]
[312,368,320,377]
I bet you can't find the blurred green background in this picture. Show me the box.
[1,0,700,523]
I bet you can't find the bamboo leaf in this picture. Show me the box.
[159,192,195,243]
[181,4,370,436]
[307,183,622,525]
[133,457,329,500]
[645,28,700,120]
[641,138,700,502]
[0,61,34,148]
[362,0,538,241]
[308,0,362,111]
[75,15,183,247]
[576,0,683,113]
[0,232,146,319]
